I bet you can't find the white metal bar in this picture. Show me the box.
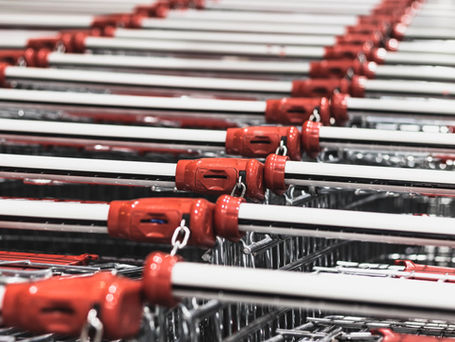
[47,53,311,75]
[171,262,455,321]
[166,10,358,26]
[0,198,109,222]
[374,65,455,82]
[84,37,328,59]
[363,79,455,97]
[0,89,267,114]
[383,52,455,67]
[0,14,93,29]
[0,153,176,177]
[139,18,346,35]
[238,203,455,247]
[113,28,336,46]
[4,66,293,94]
[204,1,373,15]
[401,27,455,40]
[396,41,455,56]
[284,160,455,195]
[346,97,455,117]
[0,118,227,144]
[318,125,455,152]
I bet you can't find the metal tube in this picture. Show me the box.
[0,89,267,114]
[394,41,455,56]
[46,52,311,75]
[0,153,177,188]
[83,37,328,59]
[204,1,373,15]
[0,198,109,234]
[318,125,455,154]
[0,13,94,29]
[346,97,455,118]
[374,65,455,82]
[166,10,358,26]
[0,117,227,153]
[171,262,455,321]
[383,51,455,67]
[237,202,455,247]
[139,19,346,35]
[4,66,293,95]
[362,79,455,97]
[283,160,455,196]
[113,28,336,46]
[400,27,455,40]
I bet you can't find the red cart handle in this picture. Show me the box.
[108,197,216,248]
[2,272,143,339]
[225,126,301,161]
[265,97,331,126]
[176,158,265,200]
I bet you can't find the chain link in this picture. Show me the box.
[80,308,103,342]
[170,219,191,256]
[275,139,288,156]
[230,175,247,198]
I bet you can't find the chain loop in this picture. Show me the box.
[80,309,103,342]
[230,175,247,198]
[275,139,288,156]
[308,108,321,123]
[170,219,191,256]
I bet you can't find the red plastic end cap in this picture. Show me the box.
[33,48,51,68]
[2,273,143,339]
[330,93,349,126]
[214,195,245,242]
[175,158,265,200]
[291,79,350,98]
[393,23,407,40]
[385,38,400,52]
[301,121,321,158]
[0,63,8,88]
[324,44,372,60]
[225,126,301,161]
[265,97,330,126]
[264,154,289,195]
[336,32,383,47]
[71,32,89,53]
[374,329,400,342]
[143,252,182,307]
[361,61,377,79]
[107,198,216,248]
[350,75,366,98]
[135,2,169,18]
[369,47,386,64]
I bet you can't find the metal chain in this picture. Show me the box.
[275,139,288,156]
[170,219,191,256]
[80,309,103,342]
[230,175,247,198]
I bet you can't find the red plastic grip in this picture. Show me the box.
[309,60,376,79]
[143,252,181,307]
[265,97,331,126]
[264,154,289,195]
[336,32,383,47]
[214,195,245,242]
[2,272,143,339]
[134,1,169,17]
[225,126,301,161]
[291,78,350,98]
[26,37,60,50]
[376,329,454,342]
[393,23,408,40]
[324,43,373,61]
[175,158,265,200]
[330,93,350,126]
[107,197,216,248]
[350,75,367,97]
[395,260,455,282]
[301,121,321,158]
